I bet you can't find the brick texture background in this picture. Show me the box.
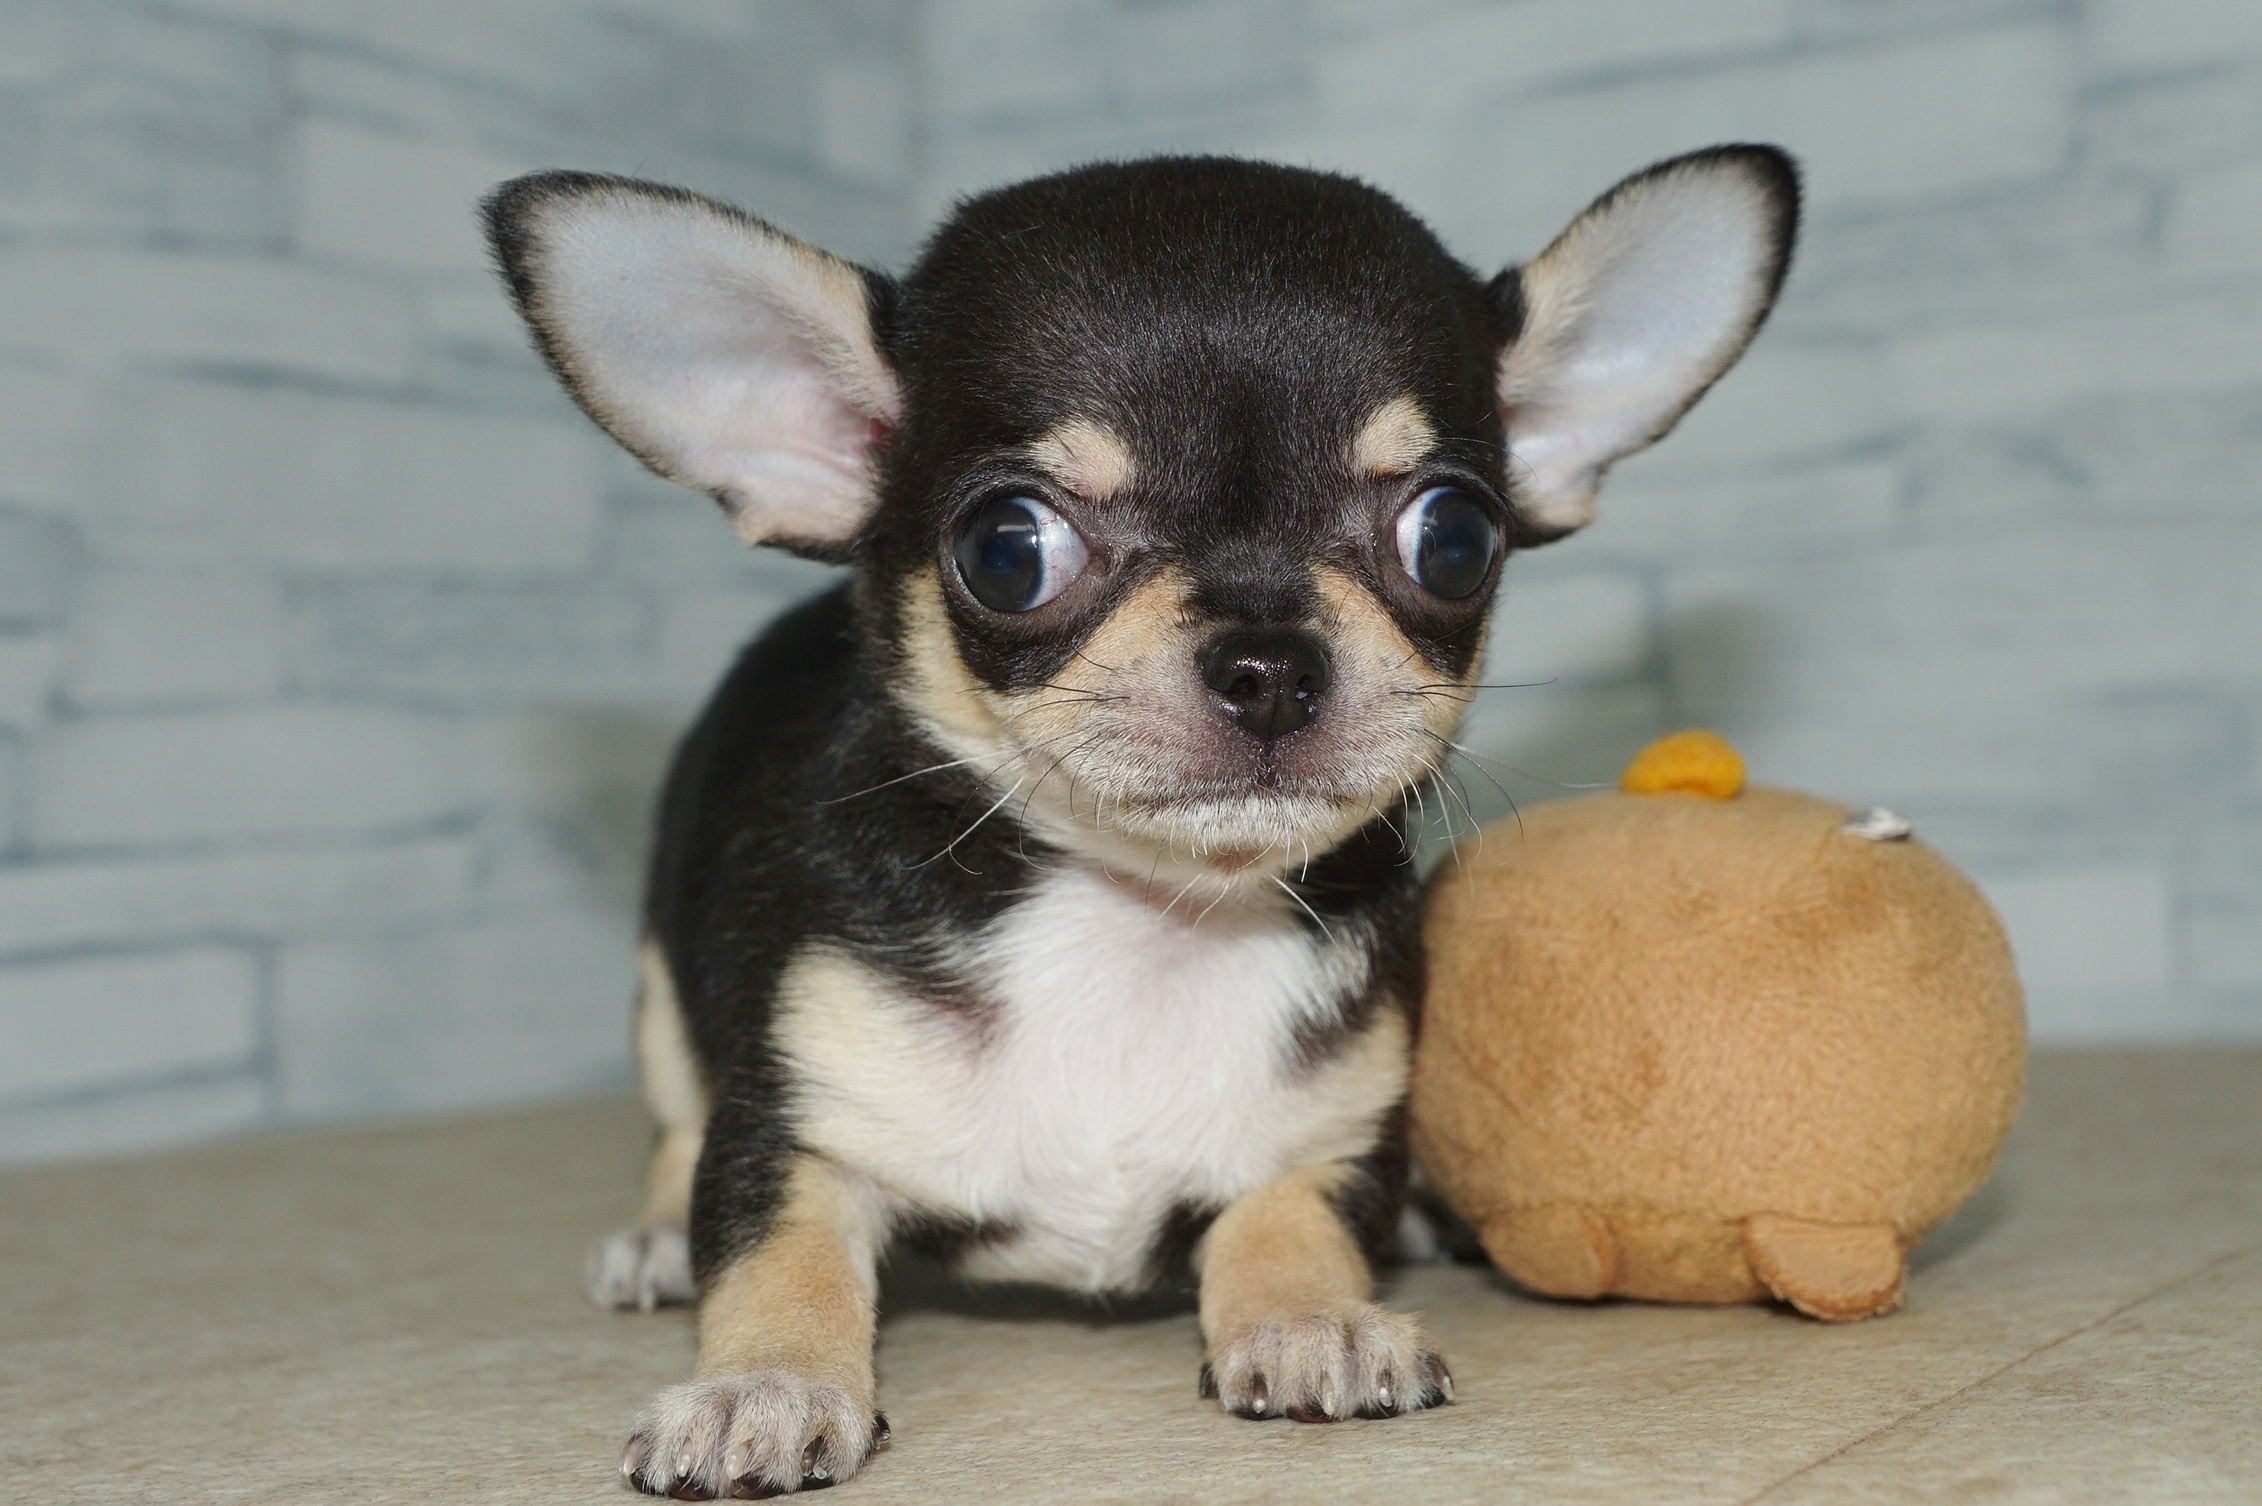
[3,0,2257,1162]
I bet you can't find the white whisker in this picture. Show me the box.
[1272,875,1336,942]
[817,752,987,804]
[913,777,1026,870]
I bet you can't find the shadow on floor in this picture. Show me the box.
[879,1252,1200,1326]
[1910,1170,2012,1275]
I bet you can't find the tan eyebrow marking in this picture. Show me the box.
[1026,417,1136,502]
[1349,395,1435,478]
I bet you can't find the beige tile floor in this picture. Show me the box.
[3,1049,2257,1504]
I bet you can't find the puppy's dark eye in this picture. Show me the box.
[953,495,1090,613]
[1393,487,1500,601]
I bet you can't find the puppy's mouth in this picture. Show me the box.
[1015,727,1438,870]
[1105,753,1397,816]
[921,697,1448,882]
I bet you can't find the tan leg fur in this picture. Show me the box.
[586,941,709,1312]
[620,1157,888,1497]
[1196,1162,1450,1422]
[640,1129,700,1231]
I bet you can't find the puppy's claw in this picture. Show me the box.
[1197,1362,1217,1399]
[623,1372,878,1498]
[1206,1305,1446,1424]
[871,1412,891,1448]
[669,1448,715,1500]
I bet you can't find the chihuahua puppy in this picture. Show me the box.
[484,144,1796,1497]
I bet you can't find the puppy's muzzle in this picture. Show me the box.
[1200,627,1331,742]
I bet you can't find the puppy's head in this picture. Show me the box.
[486,150,1796,883]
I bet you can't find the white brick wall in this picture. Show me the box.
[0,509,76,627]
[0,247,418,383]
[0,837,477,955]
[0,947,260,1102]
[66,567,284,708]
[2,0,2256,1163]
[107,382,607,571]
[30,706,474,850]
[0,636,59,730]
[294,122,533,276]
[0,0,909,1162]
[274,907,635,1119]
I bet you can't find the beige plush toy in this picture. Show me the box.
[1410,731,2025,1320]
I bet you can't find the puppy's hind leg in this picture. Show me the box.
[1197,1161,1452,1423]
[588,939,708,1312]
[586,1131,700,1312]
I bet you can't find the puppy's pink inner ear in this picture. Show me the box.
[489,173,898,554]
[701,362,898,549]
[1497,147,1796,534]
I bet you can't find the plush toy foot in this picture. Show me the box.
[1743,1216,1905,1321]
[1479,1204,1619,1300]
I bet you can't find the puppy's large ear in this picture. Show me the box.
[483,171,900,558]
[1498,145,1799,536]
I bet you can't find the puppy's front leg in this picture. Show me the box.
[1197,1162,1451,1423]
[621,1157,885,1499]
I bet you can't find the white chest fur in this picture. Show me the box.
[773,865,1408,1292]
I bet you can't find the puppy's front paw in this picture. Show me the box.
[1201,1304,1450,1423]
[620,1372,886,1499]
[587,1225,695,1311]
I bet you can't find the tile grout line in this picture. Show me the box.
[1733,1239,2262,1505]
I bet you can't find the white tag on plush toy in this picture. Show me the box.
[1843,807,1913,841]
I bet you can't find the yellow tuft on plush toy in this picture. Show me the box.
[1410,732,2025,1321]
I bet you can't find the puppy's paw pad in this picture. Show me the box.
[587,1225,695,1311]
[620,1372,880,1498]
[1205,1304,1450,1423]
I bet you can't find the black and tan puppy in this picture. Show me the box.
[484,144,1797,1497]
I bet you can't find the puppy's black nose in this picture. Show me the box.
[1200,628,1331,741]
